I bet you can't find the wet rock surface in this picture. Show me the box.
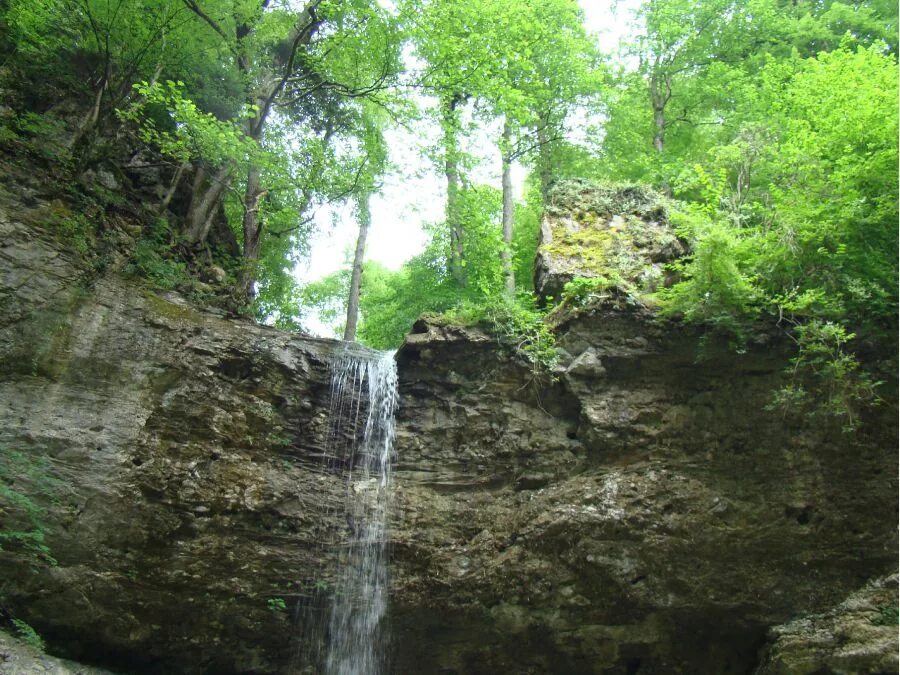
[757,574,899,675]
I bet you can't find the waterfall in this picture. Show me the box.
[316,349,398,675]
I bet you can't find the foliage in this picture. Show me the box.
[0,112,69,161]
[768,321,882,432]
[11,618,45,651]
[295,267,352,337]
[124,218,188,291]
[656,208,759,339]
[117,80,258,169]
[872,604,899,627]
[510,181,543,292]
[267,597,287,612]
[56,213,93,257]
[442,294,558,374]
[561,275,628,306]
[0,450,58,566]
[653,44,898,341]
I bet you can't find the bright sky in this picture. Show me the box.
[294,0,639,334]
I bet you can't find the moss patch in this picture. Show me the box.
[536,180,686,308]
[142,290,204,324]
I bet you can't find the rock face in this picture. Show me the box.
[0,630,114,674]
[0,180,897,674]
[0,187,362,673]
[534,181,686,302]
[390,310,897,674]
[757,574,899,675]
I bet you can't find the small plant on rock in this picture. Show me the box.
[267,597,287,612]
[11,618,45,651]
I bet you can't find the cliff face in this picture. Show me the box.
[390,311,897,674]
[0,182,896,675]
[0,188,353,673]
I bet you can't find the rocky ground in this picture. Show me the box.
[0,630,115,674]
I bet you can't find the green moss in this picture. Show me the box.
[143,290,204,324]
[545,226,618,270]
[540,180,682,309]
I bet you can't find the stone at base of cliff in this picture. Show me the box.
[757,574,899,675]
[0,631,116,675]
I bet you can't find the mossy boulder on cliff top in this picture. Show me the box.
[534,179,688,303]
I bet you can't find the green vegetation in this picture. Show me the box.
[872,604,899,627]
[10,618,45,651]
[267,597,287,612]
[0,0,895,413]
[0,450,58,566]
[768,321,883,432]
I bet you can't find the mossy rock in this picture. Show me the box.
[534,180,687,304]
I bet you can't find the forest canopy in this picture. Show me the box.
[0,0,897,426]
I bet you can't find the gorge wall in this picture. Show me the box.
[0,180,897,674]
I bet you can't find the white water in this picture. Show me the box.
[321,350,398,675]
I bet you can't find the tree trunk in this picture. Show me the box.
[239,164,265,298]
[68,67,109,163]
[344,194,371,343]
[537,121,553,202]
[500,120,515,295]
[157,161,187,216]
[649,74,666,154]
[649,72,672,195]
[183,164,233,245]
[442,94,466,286]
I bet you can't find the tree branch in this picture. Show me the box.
[181,0,231,46]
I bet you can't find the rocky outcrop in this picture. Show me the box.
[1,176,896,674]
[0,185,362,673]
[534,181,686,302]
[757,574,899,675]
[390,309,897,674]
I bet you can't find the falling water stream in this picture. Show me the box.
[314,349,398,675]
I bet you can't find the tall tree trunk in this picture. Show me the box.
[442,94,466,286]
[184,164,232,244]
[239,164,265,298]
[649,74,667,154]
[344,193,371,342]
[537,121,553,202]
[649,71,672,195]
[500,120,515,295]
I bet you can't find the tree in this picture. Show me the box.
[344,106,389,342]
[5,0,205,162]
[409,0,598,291]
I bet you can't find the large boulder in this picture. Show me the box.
[534,180,687,303]
[757,574,899,675]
